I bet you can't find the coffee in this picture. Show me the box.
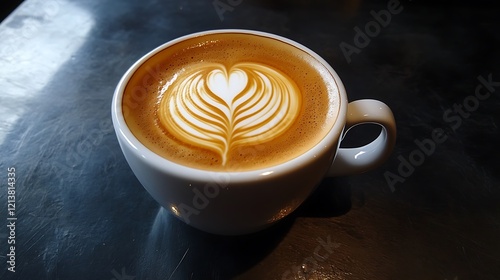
[123,32,340,171]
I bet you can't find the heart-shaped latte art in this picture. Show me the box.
[158,62,301,165]
[206,68,247,106]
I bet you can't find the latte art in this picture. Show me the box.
[159,62,301,165]
[123,32,338,171]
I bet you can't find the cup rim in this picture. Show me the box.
[111,29,347,183]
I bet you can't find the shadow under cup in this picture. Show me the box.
[112,29,394,235]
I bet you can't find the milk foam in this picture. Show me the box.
[123,32,339,171]
[158,62,301,165]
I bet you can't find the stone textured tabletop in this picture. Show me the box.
[0,0,499,279]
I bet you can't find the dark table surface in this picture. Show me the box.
[1,0,499,279]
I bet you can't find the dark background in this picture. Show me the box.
[0,1,23,22]
[0,0,499,279]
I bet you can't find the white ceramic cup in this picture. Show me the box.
[111,29,396,235]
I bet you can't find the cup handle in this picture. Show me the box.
[328,99,396,177]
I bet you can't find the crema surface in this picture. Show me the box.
[123,33,340,171]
